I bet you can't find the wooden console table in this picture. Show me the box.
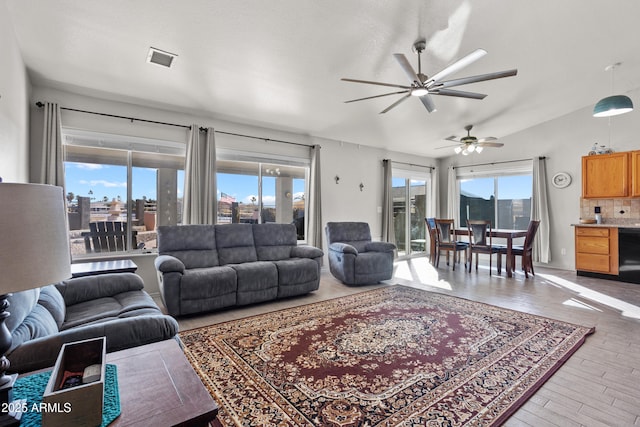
[70,259,138,278]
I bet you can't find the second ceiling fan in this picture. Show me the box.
[438,125,504,155]
[342,39,517,114]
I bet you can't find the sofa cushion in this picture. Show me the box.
[8,304,59,353]
[231,262,278,305]
[37,285,66,329]
[252,223,296,260]
[215,224,258,265]
[158,225,219,268]
[273,258,319,285]
[180,266,237,300]
[61,290,166,330]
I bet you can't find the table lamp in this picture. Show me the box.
[0,183,71,425]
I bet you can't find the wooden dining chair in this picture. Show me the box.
[434,219,468,270]
[467,220,502,275]
[425,217,437,265]
[498,220,541,278]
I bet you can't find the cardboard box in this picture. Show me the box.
[43,337,106,427]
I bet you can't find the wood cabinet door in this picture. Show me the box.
[631,151,640,197]
[582,152,629,198]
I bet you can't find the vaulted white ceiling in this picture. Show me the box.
[6,0,640,158]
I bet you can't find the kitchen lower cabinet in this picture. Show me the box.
[575,226,618,275]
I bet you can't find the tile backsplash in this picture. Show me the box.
[580,198,640,224]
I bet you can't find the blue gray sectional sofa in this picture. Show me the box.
[7,273,179,373]
[154,223,324,317]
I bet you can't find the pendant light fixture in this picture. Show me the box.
[593,63,633,117]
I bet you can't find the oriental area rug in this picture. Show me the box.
[180,285,595,426]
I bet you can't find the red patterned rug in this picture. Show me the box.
[180,285,594,426]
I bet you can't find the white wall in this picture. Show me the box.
[31,87,436,292]
[0,0,30,183]
[438,88,640,271]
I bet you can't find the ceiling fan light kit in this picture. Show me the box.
[593,63,634,117]
[341,39,517,114]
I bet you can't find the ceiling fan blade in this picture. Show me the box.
[419,94,436,113]
[435,143,459,149]
[393,53,420,83]
[344,90,410,103]
[341,78,411,90]
[436,69,518,89]
[477,141,504,148]
[477,136,498,143]
[432,88,487,99]
[380,93,412,114]
[427,49,487,84]
[445,135,460,141]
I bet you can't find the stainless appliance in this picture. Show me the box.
[618,228,640,284]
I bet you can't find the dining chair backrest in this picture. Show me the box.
[467,220,492,247]
[523,220,541,253]
[425,217,437,240]
[434,219,455,244]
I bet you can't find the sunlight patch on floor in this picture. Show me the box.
[540,273,640,319]
[563,298,603,312]
[393,258,453,291]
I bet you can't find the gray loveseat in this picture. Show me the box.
[7,272,179,373]
[326,222,396,285]
[155,223,323,317]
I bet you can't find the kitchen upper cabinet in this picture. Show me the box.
[582,152,630,198]
[632,151,640,197]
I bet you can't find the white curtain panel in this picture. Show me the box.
[428,166,438,218]
[532,157,551,263]
[39,102,65,187]
[447,166,459,225]
[381,159,395,244]
[307,145,323,250]
[183,125,216,225]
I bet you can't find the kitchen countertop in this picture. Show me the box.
[572,223,640,228]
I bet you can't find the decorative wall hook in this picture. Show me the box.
[359,182,364,191]
[335,175,340,184]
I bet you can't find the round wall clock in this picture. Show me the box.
[552,172,572,188]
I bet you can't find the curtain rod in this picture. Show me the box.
[385,159,435,170]
[452,156,546,169]
[35,102,312,148]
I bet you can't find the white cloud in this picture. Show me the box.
[75,163,104,170]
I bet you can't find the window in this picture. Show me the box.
[216,153,308,240]
[457,161,532,229]
[63,130,185,258]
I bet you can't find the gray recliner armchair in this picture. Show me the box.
[325,222,396,285]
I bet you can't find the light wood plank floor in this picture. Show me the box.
[165,257,640,427]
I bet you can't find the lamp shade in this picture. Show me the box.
[593,95,634,117]
[0,183,71,294]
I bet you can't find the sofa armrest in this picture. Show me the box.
[291,245,324,259]
[155,255,185,274]
[55,273,146,306]
[365,241,396,253]
[329,242,358,255]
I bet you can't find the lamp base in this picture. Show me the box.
[0,373,22,427]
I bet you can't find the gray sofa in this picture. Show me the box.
[7,272,179,374]
[155,223,323,317]
[325,222,396,285]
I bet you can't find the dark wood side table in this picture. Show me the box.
[107,339,218,426]
[70,260,138,278]
[20,339,218,426]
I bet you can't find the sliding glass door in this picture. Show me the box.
[392,169,430,257]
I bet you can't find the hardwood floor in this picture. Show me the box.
[169,257,640,427]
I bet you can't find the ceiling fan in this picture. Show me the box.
[438,125,504,155]
[341,39,517,114]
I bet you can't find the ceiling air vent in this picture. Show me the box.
[146,47,177,68]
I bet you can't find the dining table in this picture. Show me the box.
[455,228,528,278]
